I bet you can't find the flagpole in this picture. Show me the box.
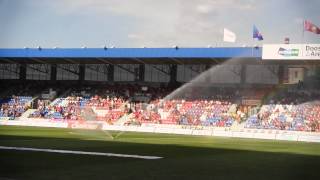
[251,39,254,57]
[252,25,254,57]
[301,20,305,57]
[302,20,305,43]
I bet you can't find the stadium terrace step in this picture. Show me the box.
[19,109,37,120]
[92,107,109,117]
[227,104,238,114]
[114,113,134,125]
[50,98,63,106]
[230,121,246,131]
[80,107,97,121]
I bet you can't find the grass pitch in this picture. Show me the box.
[0,125,320,180]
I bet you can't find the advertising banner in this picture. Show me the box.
[262,44,320,60]
[68,121,103,130]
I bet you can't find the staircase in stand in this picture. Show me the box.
[18,109,37,120]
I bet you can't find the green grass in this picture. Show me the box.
[0,125,320,180]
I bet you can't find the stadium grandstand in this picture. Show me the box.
[2,1,320,179]
[0,45,320,140]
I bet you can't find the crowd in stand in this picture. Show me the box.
[30,97,82,120]
[0,96,32,119]
[2,83,320,132]
[0,85,268,129]
[131,99,237,127]
[29,95,127,122]
[246,90,320,132]
[26,85,242,128]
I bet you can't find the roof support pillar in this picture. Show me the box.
[79,64,85,81]
[50,64,57,81]
[138,64,145,82]
[19,64,26,80]
[170,64,177,83]
[108,65,114,82]
[240,65,246,85]
[278,65,284,84]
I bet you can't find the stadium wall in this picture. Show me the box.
[1,119,320,143]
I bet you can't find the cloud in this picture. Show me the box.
[196,5,213,14]
[41,0,258,46]
[128,34,142,40]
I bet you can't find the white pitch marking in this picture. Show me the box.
[0,146,163,160]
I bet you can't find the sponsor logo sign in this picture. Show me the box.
[277,47,299,57]
[68,121,103,130]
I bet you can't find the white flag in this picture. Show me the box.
[223,28,236,42]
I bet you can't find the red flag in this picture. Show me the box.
[304,20,320,34]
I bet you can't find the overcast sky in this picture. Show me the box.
[0,0,319,48]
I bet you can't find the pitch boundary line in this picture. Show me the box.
[0,146,163,160]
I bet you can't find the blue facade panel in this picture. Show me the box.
[0,47,262,59]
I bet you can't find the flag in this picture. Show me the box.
[223,28,236,42]
[253,25,263,40]
[304,20,320,34]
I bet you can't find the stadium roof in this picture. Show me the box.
[0,47,261,64]
[0,47,261,58]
